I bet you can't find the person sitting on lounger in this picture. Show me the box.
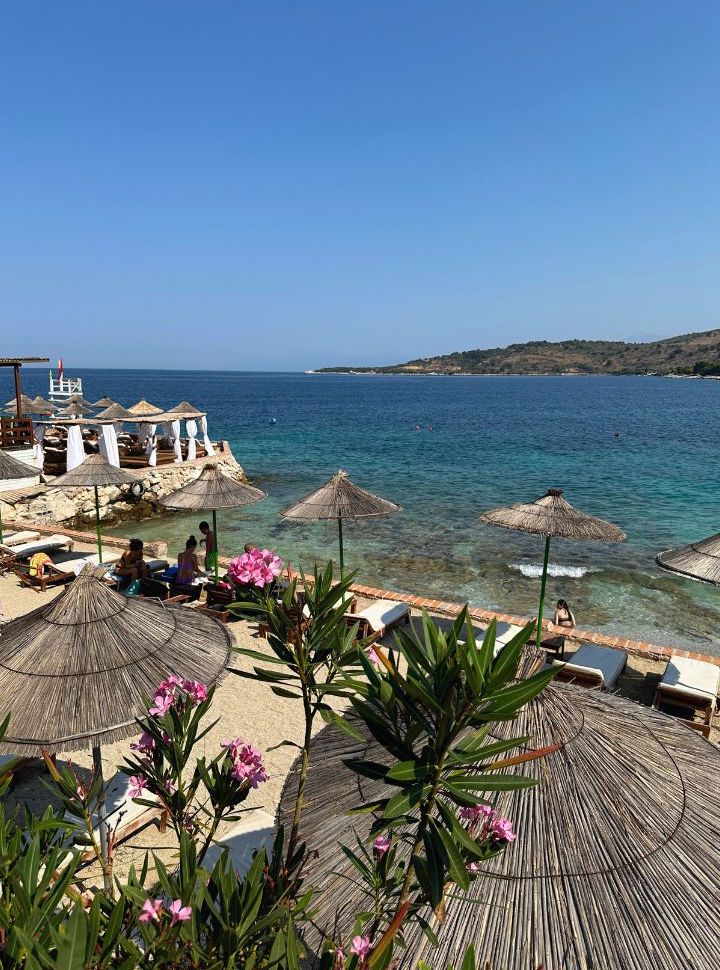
[116,539,149,582]
[554,599,575,631]
[176,536,202,586]
[199,521,217,572]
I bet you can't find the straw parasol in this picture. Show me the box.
[67,394,95,408]
[0,449,38,542]
[165,400,206,418]
[128,399,164,417]
[656,532,720,585]
[0,565,231,887]
[94,403,138,422]
[30,395,57,414]
[52,454,140,561]
[92,397,116,408]
[55,401,95,416]
[278,681,720,969]
[159,462,267,580]
[480,488,625,645]
[280,470,400,575]
[4,394,36,414]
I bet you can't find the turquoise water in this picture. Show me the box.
[9,369,720,650]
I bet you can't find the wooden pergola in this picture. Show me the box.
[0,357,49,449]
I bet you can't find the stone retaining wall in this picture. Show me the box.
[0,444,244,529]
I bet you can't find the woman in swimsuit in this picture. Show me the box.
[116,538,149,582]
[554,599,576,631]
[176,536,201,586]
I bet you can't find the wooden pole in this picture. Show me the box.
[338,517,344,577]
[212,508,219,582]
[536,534,551,648]
[92,745,112,894]
[13,364,22,418]
[94,485,103,562]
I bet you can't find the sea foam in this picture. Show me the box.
[509,562,595,579]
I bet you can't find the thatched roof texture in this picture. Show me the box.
[0,448,38,480]
[94,403,138,422]
[481,488,625,541]
[657,532,720,585]
[159,462,266,511]
[0,566,231,755]
[55,401,95,416]
[30,396,57,413]
[165,400,205,418]
[92,397,116,408]
[279,683,720,969]
[51,453,140,488]
[67,395,95,408]
[4,394,36,413]
[280,470,400,522]
[128,399,164,416]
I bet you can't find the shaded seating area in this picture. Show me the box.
[653,656,720,737]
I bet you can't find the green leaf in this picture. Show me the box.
[445,773,538,792]
[382,783,430,819]
[430,817,469,890]
[55,904,87,970]
[385,760,433,784]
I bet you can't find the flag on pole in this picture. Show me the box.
[58,358,63,380]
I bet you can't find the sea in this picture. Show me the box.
[8,369,720,651]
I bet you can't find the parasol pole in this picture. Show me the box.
[92,745,112,894]
[536,534,551,648]
[0,503,4,544]
[212,508,219,582]
[94,485,103,562]
[337,516,345,577]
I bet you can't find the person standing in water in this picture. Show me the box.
[199,520,217,573]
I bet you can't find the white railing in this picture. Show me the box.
[49,376,83,401]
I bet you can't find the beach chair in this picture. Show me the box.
[653,656,720,738]
[2,530,41,547]
[552,644,627,690]
[0,534,74,558]
[52,551,121,575]
[202,810,275,878]
[68,771,168,863]
[11,558,75,593]
[344,599,411,638]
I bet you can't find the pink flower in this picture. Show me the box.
[182,679,208,704]
[350,936,372,961]
[228,549,284,589]
[149,692,174,716]
[466,861,481,873]
[221,738,269,788]
[163,775,177,795]
[373,835,390,856]
[128,774,147,799]
[168,899,192,924]
[139,898,163,923]
[459,804,493,824]
[130,732,155,755]
[490,816,516,842]
[158,674,183,692]
[367,646,380,664]
[334,948,346,968]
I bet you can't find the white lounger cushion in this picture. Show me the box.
[660,657,720,704]
[495,622,525,645]
[203,810,275,878]
[68,772,157,843]
[52,552,121,574]
[1,535,73,557]
[350,600,410,633]
[2,530,41,546]
[560,644,627,688]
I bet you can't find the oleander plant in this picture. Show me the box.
[0,564,555,969]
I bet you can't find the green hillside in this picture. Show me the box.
[318,329,720,376]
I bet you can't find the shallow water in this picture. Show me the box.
[10,369,720,651]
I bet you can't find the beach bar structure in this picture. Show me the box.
[0,356,49,491]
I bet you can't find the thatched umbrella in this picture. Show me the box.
[67,394,95,409]
[656,532,720,585]
[279,682,720,969]
[0,565,231,888]
[0,449,38,542]
[52,454,140,561]
[30,395,57,414]
[480,488,625,645]
[165,400,205,418]
[280,470,400,575]
[92,397,116,408]
[159,462,266,581]
[94,403,137,422]
[55,401,94,417]
[4,394,36,414]
[128,399,164,417]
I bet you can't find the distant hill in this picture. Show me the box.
[317,329,720,376]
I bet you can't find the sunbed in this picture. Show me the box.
[653,656,720,738]
[202,809,275,878]
[2,530,41,546]
[553,644,627,690]
[11,559,75,593]
[0,534,74,558]
[344,599,411,638]
[52,551,121,575]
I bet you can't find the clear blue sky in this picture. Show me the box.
[2,1,719,370]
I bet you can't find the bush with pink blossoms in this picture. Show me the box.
[228,547,283,589]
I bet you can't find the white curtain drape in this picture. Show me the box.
[99,423,120,467]
[171,419,183,463]
[137,423,150,446]
[163,422,174,446]
[33,425,45,469]
[114,422,125,438]
[200,415,215,456]
[186,419,198,461]
[66,424,85,470]
[145,423,158,467]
